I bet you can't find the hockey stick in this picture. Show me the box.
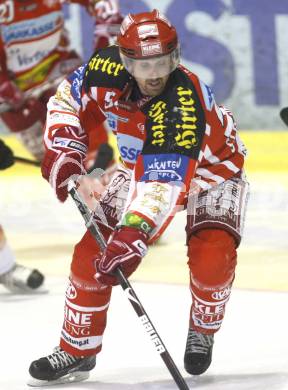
[14,156,41,167]
[68,181,190,390]
[280,107,288,126]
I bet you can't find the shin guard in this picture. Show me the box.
[187,229,237,334]
[60,229,112,356]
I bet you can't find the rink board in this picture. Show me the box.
[0,131,288,292]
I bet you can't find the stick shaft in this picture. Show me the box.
[14,156,41,167]
[68,183,189,390]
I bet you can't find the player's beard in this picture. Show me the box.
[136,76,169,97]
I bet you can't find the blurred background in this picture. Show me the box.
[1,0,288,292]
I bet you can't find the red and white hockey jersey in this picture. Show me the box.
[44,45,247,241]
[0,0,91,92]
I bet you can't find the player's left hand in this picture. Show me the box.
[95,226,148,286]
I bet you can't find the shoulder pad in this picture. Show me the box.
[83,46,130,91]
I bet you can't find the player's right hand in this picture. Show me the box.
[95,226,148,286]
[0,139,14,170]
[0,74,24,109]
[41,150,85,203]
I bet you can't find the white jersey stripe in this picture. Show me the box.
[192,178,212,190]
[66,299,110,312]
[217,160,239,173]
[195,168,224,184]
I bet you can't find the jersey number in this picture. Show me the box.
[0,1,14,23]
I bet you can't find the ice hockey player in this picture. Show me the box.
[0,139,45,293]
[28,9,249,386]
[0,0,120,294]
[86,0,124,49]
[0,0,122,164]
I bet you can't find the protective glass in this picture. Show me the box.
[120,46,180,79]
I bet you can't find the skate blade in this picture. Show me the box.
[27,371,89,387]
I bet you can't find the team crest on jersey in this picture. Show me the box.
[65,282,77,300]
[0,0,14,23]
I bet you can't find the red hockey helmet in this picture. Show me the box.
[117,9,180,79]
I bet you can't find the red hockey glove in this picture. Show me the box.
[95,227,148,286]
[41,126,88,202]
[0,74,23,109]
[0,139,14,170]
[42,149,85,202]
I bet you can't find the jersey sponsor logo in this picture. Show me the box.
[0,0,14,23]
[141,153,189,183]
[200,80,215,111]
[120,145,141,162]
[64,305,92,337]
[105,111,128,131]
[194,300,225,315]
[212,287,231,301]
[68,141,87,154]
[141,41,162,57]
[88,53,124,77]
[106,112,117,130]
[64,307,92,326]
[61,329,90,346]
[137,24,159,40]
[145,80,204,160]
[2,11,63,45]
[192,313,223,330]
[175,86,198,149]
[148,100,168,147]
[53,138,87,154]
[117,133,143,164]
[15,48,51,68]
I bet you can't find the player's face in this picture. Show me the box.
[132,56,171,96]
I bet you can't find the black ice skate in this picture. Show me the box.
[0,264,45,293]
[28,347,96,386]
[184,328,214,375]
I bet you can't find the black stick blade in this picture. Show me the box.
[280,107,288,126]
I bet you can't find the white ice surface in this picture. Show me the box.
[0,279,287,390]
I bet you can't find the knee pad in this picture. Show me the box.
[187,229,237,288]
